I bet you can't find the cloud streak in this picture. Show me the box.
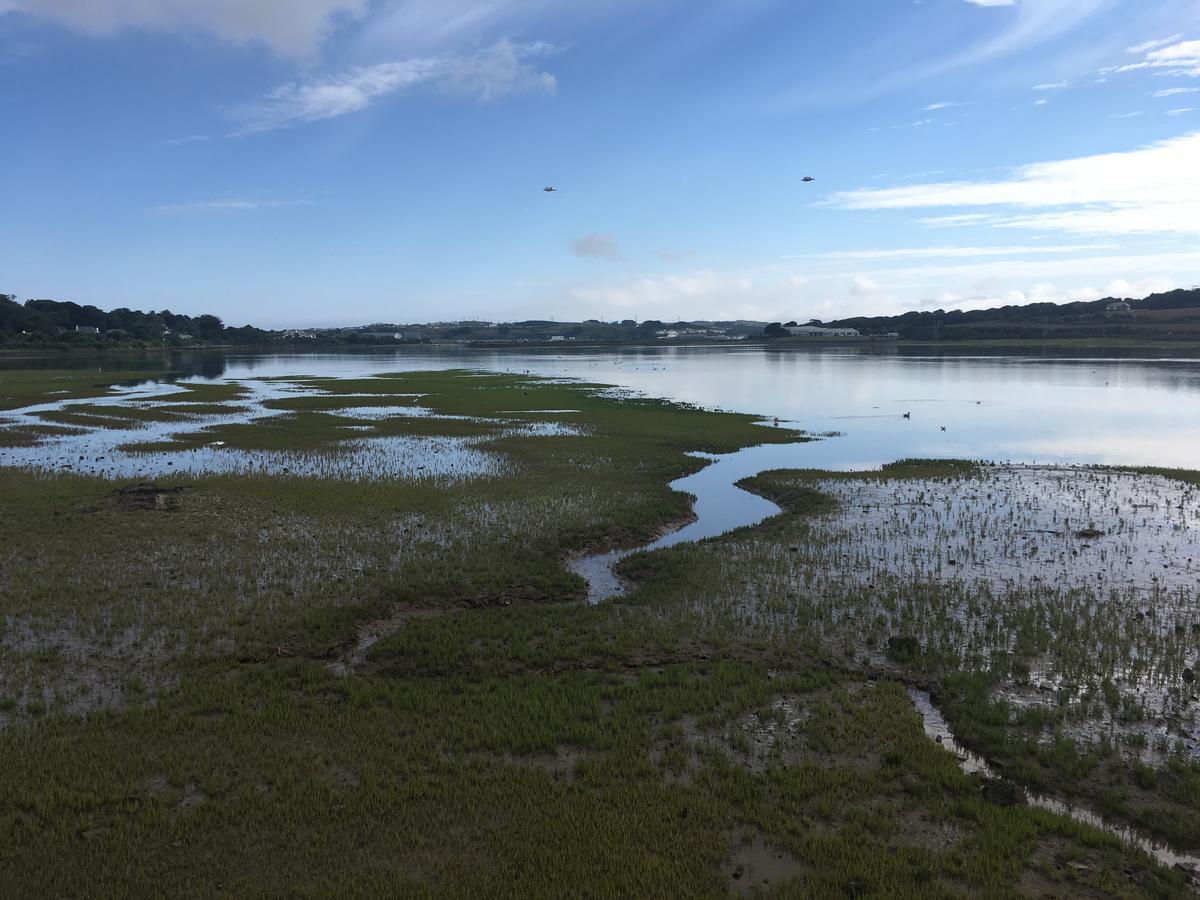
[153,198,310,214]
[827,131,1200,236]
[1108,37,1200,78]
[796,243,1118,261]
[231,39,557,133]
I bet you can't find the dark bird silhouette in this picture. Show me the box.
[940,426,947,431]
[902,412,911,419]
[543,186,558,192]
[802,176,815,183]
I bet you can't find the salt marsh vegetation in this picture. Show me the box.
[0,367,1198,896]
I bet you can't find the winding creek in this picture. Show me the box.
[910,688,1200,881]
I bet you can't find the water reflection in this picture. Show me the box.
[7,346,1200,470]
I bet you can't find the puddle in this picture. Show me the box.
[814,467,1200,598]
[0,378,582,482]
[908,688,1200,881]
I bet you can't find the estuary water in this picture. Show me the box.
[200,344,1200,468]
[8,343,1197,468]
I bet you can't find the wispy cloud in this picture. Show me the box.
[794,244,1117,261]
[826,131,1200,236]
[1034,80,1072,90]
[231,39,557,134]
[153,199,311,214]
[161,134,210,147]
[1153,86,1200,97]
[570,234,621,261]
[955,0,1106,66]
[1167,107,1194,116]
[922,100,970,111]
[0,0,366,58]
[1127,34,1184,55]
[1108,38,1200,78]
[571,271,754,311]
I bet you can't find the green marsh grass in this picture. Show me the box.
[0,372,1195,896]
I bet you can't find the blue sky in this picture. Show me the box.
[2,0,1199,327]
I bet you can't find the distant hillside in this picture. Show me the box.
[823,288,1200,343]
[0,295,270,348]
[8,287,1200,351]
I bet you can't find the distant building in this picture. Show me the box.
[784,325,861,337]
[361,331,403,340]
[73,325,100,335]
[1106,301,1132,315]
[548,335,567,342]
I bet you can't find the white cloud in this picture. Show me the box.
[1127,35,1184,54]
[1153,87,1200,97]
[441,38,558,101]
[0,0,365,58]
[232,39,557,133]
[153,198,310,214]
[570,234,621,261]
[928,276,1175,310]
[870,0,1110,90]
[1167,107,1194,116]
[1111,38,1200,78]
[827,131,1200,236]
[864,251,1200,286]
[562,252,1192,322]
[1034,80,1071,90]
[161,134,210,147]
[571,271,754,312]
[922,101,970,111]
[918,213,996,227]
[801,244,1117,261]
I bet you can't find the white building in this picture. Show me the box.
[784,325,860,337]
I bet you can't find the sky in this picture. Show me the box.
[2,0,1199,328]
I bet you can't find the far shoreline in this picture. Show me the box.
[6,335,1200,362]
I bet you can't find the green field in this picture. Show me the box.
[0,369,1196,897]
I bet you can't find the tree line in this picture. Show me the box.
[0,295,270,348]
[764,288,1200,342]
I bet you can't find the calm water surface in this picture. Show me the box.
[21,344,1193,467]
[232,347,1200,467]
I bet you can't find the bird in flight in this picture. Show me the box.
[802,176,815,183]
[543,186,558,192]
